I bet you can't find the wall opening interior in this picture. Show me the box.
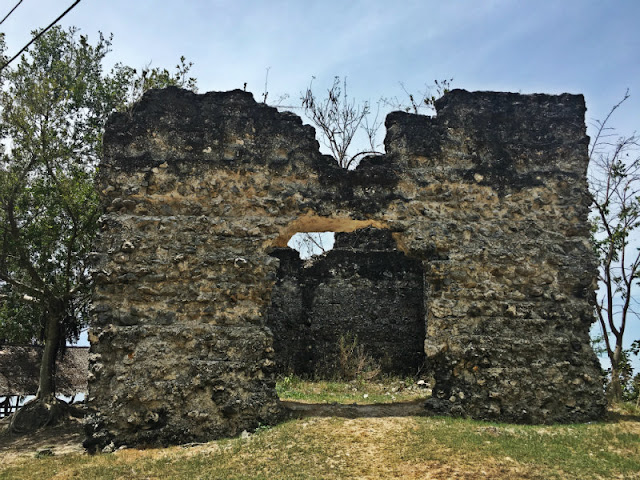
[288,232,335,259]
[266,227,430,405]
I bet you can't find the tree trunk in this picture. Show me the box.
[36,300,63,401]
[10,300,67,434]
[608,344,623,402]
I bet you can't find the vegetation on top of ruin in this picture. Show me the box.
[289,77,453,258]
[298,76,453,170]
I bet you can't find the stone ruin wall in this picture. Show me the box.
[85,87,606,449]
[266,228,425,377]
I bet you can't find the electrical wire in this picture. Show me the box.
[0,0,24,26]
[0,0,82,73]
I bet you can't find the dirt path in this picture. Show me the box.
[0,400,426,463]
[0,415,85,465]
[282,399,427,418]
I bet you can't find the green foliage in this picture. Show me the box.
[590,333,608,357]
[0,284,43,344]
[0,33,6,77]
[277,374,302,392]
[0,26,124,351]
[386,78,454,114]
[598,347,640,402]
[617,350,640,402]
[0,25,196,396]
[119,55,198,108]
[276,376,428,404]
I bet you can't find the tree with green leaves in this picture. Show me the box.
[589,91,640,402]
[0,26,196,429]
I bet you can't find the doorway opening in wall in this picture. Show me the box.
[267,226,432,413]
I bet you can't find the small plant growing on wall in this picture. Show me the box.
[301,76,382,170]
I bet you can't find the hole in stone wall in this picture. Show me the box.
[287,232,335,259]
[267,227,431,407]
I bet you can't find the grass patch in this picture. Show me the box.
[404,416,640,479]
[276,375,430,404]
[610,400,640,417]
[2,385,639,480]
[2,415,639,479]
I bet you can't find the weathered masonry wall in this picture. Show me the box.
[266,228,425,377]
[85,87,606,449]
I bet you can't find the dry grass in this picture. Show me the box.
[1,397,639,479]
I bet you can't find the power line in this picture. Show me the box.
[0,0,82,73]
[0,0,24,26]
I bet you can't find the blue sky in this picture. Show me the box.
[2,0,639,369]
[2,0,639,134]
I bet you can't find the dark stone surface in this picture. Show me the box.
[266,228,425,377]
[86,87,606,449]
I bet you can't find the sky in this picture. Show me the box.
[2,0,639,370]
[2,0,639,135]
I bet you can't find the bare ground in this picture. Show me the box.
[0,413,85,465]
[1,401,638,479]
[282,398,427,418]
[0,400,426,463]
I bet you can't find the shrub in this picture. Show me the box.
[336,333,381,382]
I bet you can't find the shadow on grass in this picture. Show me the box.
[604,411,640,423]
[281,399,428,419]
